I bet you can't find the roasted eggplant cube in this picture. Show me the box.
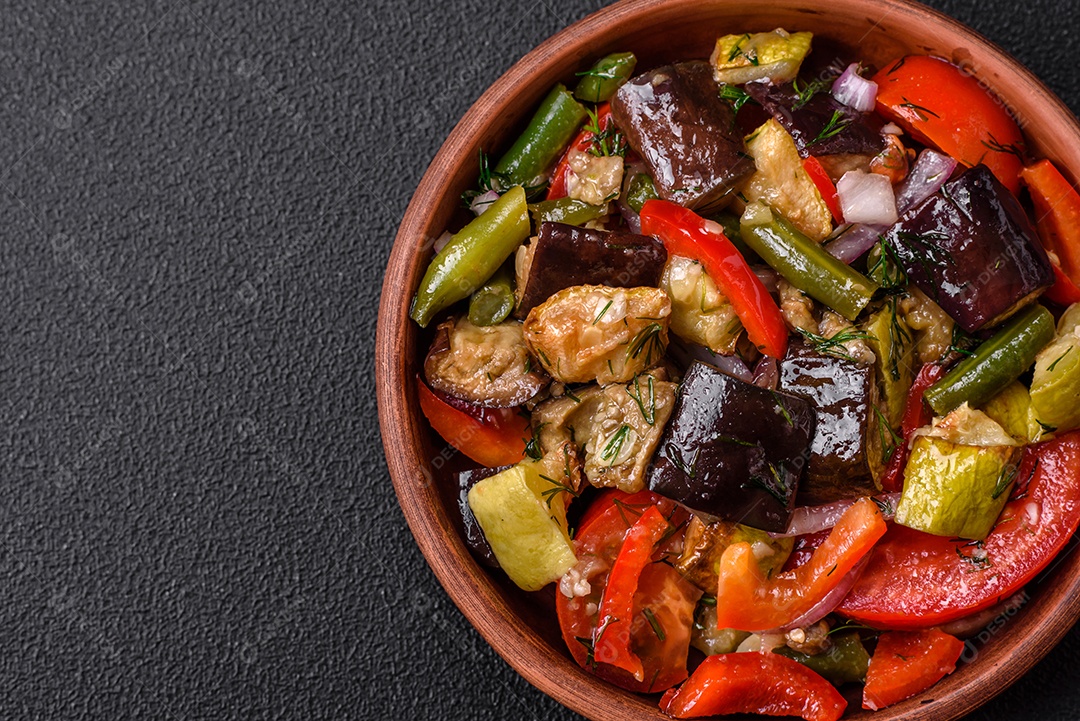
[648,362,814,533]
[514,222,667,316]
[777,341,877,503]
[744,80,885,158]
[456,466,507,568]
[611,61,755,212]
[885,165,1053,333]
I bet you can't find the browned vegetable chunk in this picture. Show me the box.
[532,370,676,492]
[611,61,755,213]
[523,285,671,385]
[424,316,549,407]
[514,222,667,317]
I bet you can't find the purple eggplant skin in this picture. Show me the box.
[611,61,755,213]
[647,361,815,533]
[744,80,885,158]
[456,466,509,568]
[515,222,667,317]
[885,165,1054,333]
[777,341,878,504]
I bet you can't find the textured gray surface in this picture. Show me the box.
[2,0,1079,719]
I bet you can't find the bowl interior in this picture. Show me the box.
[376,0,1080,718]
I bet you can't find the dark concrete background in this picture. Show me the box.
[2,0,1078,719]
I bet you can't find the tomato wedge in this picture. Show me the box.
[873,55,1024,195]
[839,430,1080,628]
[556,490,700,693]
[659,653,847,721]
[862,629,965,710]
[640,199,789,358]
[714,497,886,631]
[416,379,529,467]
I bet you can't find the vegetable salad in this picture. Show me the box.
[409,28,1080,720]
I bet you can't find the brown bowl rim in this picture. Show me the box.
[376,0,1080,718]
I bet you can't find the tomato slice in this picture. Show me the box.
[873,55,1024,195]
[714,497,886,632]
[556,490,701,693]
[839,430,1080,627]
[416,379,529,467]
[862,629,965,710]
[1021,159,1080,284]
[659,653,847,721]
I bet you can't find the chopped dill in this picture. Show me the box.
[991,463,1019,501]
[593,299,614,325]
[1048,347,1073,372]
[792,75,831,110]
[627,374,657,426]
[796,326,877,363]
[809,109,850,146]
[601,425,632,465]
[626,322,665,365]
[898,97,941,122]
[643,608,666,641]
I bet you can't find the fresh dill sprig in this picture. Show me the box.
[593,299,614,325]
[626,374,657,426]
[600,425,632,465]
[538,473,581,508]
[809,109,850,146]
[792,76,831,110]
[991,463,1019,501]
[642,608,666,641]
[744,473,787,506]
[626,322,665,365]
[873,405,902,464]
[1048,347,1073,372]
[981,133,1025,160]
[718,83,754,114]
[796,326,877,363]
[898,97,941,122]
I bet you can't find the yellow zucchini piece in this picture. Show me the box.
[744,119,833,243]
[467,462,577,591]
[1030,303,1080,433]
[661,255,742,354]
[711,29,813,85]
[979,381,1045,443]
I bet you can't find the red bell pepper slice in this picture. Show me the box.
[659,653,847,721]
[640,199,789,358]
[802,155,845,224]
[1021,159,1080,284]
[879,362,945,492]
[873,55,1024,195]
[713,497,886,632]
[1045,262,1080,306]
[416,379,529,467]
[862,628,965,710]
[546,103,613,201]
[593,505,671,681]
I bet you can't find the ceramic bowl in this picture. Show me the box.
[376,0,1080,718]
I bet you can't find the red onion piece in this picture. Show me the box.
[751,355,778,390]
[668,337,753,382]
[824,223,884,264]
[752,265,780,293]
[837,170,898,225]
[469,189,500,216]
[831,63,878,113]
[773,555,871,632]
[432,231,454,254]
[617,195,642,234]
[771,493,900,539]
[894,149,958,212]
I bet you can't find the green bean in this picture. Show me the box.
[493,84,588,191]
[410,186,530,328]
[573,52,637,103]
[468,262,515,326]
[625,172,658,213]
[528,197,608,227]
[740,204,879,321]
[925,304,1055,416]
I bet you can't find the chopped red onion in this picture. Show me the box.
[894,149,958,212]
[469,189,500,216]
[824,223,883,264]
[752,265,780,293]
[751,356,778,390]
[432,231,454,253]
[617,195,642,234]
[771,493,900,538]
[773,555,870,632]
[668,337,753,381]
[831,63,878,113]
[837,170,898,225]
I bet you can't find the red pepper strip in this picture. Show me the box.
[593,505,670,681]
[879,363,945,492]
[802,155,845,224]
[1021,159,1080,284]
[416,379,529,468]
[1045,262,1080,306]
[714,498,886,632]
[862,629,965,710]
[546,103,612,201]
[659,653,847,721]
[640,199,789,358]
